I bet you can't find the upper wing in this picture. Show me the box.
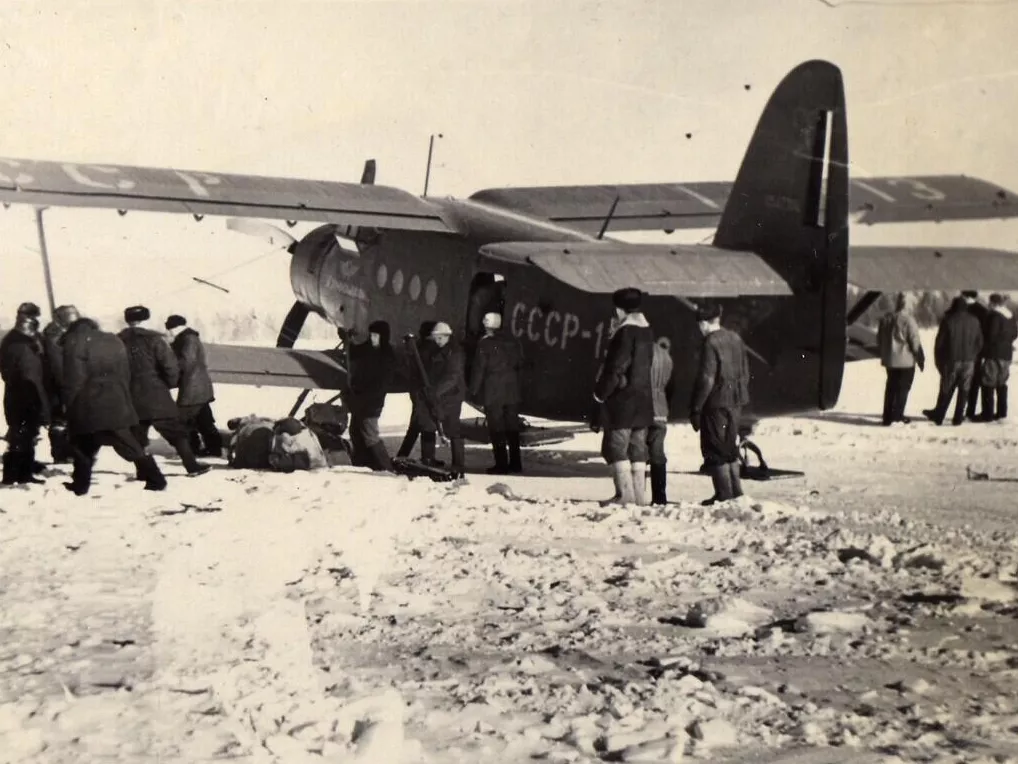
[848,246,1018,291]
[479,241,792,297]
[470,176,1018,233]
[0,157,455,233]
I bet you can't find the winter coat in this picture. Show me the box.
[969,301,991,358]
[878,310,925,370]
[414,340,466,429]
[650,339,674,422]
[62,323,139,434]
[593,312,655,430]
[690,327,751,414]
[934,301,983,372]
[348,320,396,418]
[170,328,215,406]
[1,330,50,426]
[468,330,523,408]
[983,306,1018,362]
[117,326,180,421]
[42,321,70,404]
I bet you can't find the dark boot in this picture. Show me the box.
[649,463,668,505]
[2,453,16,485]
[420,433,445,467]
[506,432,522,474]
[367,441,393,472]
[65,453,95,496]
[49,424,73,464]
[953,387,968,426]
[980,386,995,422]
[966,370,980,419]
[21,459,45,484]
[449,438,466,479]
[999,385,1009,420]
[172,438,210,476]
[486,434,509,474]
[728,461,744,499]
[136,455,167,491]
[702,464,733,505]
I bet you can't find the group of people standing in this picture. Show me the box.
[591,288,752,508]
[1,302,222,494]
[878,290,1017,427]
[343,310,524,480]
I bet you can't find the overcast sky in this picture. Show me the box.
[2,0,1017,323]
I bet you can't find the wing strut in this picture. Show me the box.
[34,208,57,315]
[846,290,882,327]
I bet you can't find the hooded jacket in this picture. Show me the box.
[348,320,396,418]
[934,298,983,371]
[983,304,1018,361]
[878,307,925,370]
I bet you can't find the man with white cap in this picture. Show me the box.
[469,311,524,474]
[418,321,467,478]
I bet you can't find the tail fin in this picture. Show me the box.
[714,60,849,411]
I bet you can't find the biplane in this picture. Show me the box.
[3,59,1018,458]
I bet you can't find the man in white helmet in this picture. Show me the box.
[417,321,467,478]
[468,311,524,474]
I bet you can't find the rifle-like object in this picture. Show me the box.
[403,334,448,447]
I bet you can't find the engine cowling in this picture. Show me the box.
[288,224,372,338]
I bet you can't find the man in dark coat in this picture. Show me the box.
[469,311,524,474]
[347,319,397,471]
[689,303,751,506]
[593,287,655,506]
[418,321,467,478]
[962,291,991,421]
[396,321,438,462]
[61,318,167,494]
[1,311,49,485]
[165,315,223,457]
[117,306,209,477]
[924,296,984,426]
[41,304,80,463]
[978,293,1017,421]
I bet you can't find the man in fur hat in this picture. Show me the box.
[689,303,751,505]
[165,314,223,457]
[118,305,210,477]
[593,287,655,506]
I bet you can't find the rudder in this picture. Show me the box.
[713,59,849,411]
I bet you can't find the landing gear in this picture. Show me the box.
[697,435,770,480]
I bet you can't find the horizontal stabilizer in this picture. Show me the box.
[848,246,1018,291]
[0,157,455,232]
[205,344,349,390]
[479,241,793,297]
[469,175,1018,233]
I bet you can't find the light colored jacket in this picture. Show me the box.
[878,310,924,369]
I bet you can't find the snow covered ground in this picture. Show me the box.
[2,329,1017,763]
